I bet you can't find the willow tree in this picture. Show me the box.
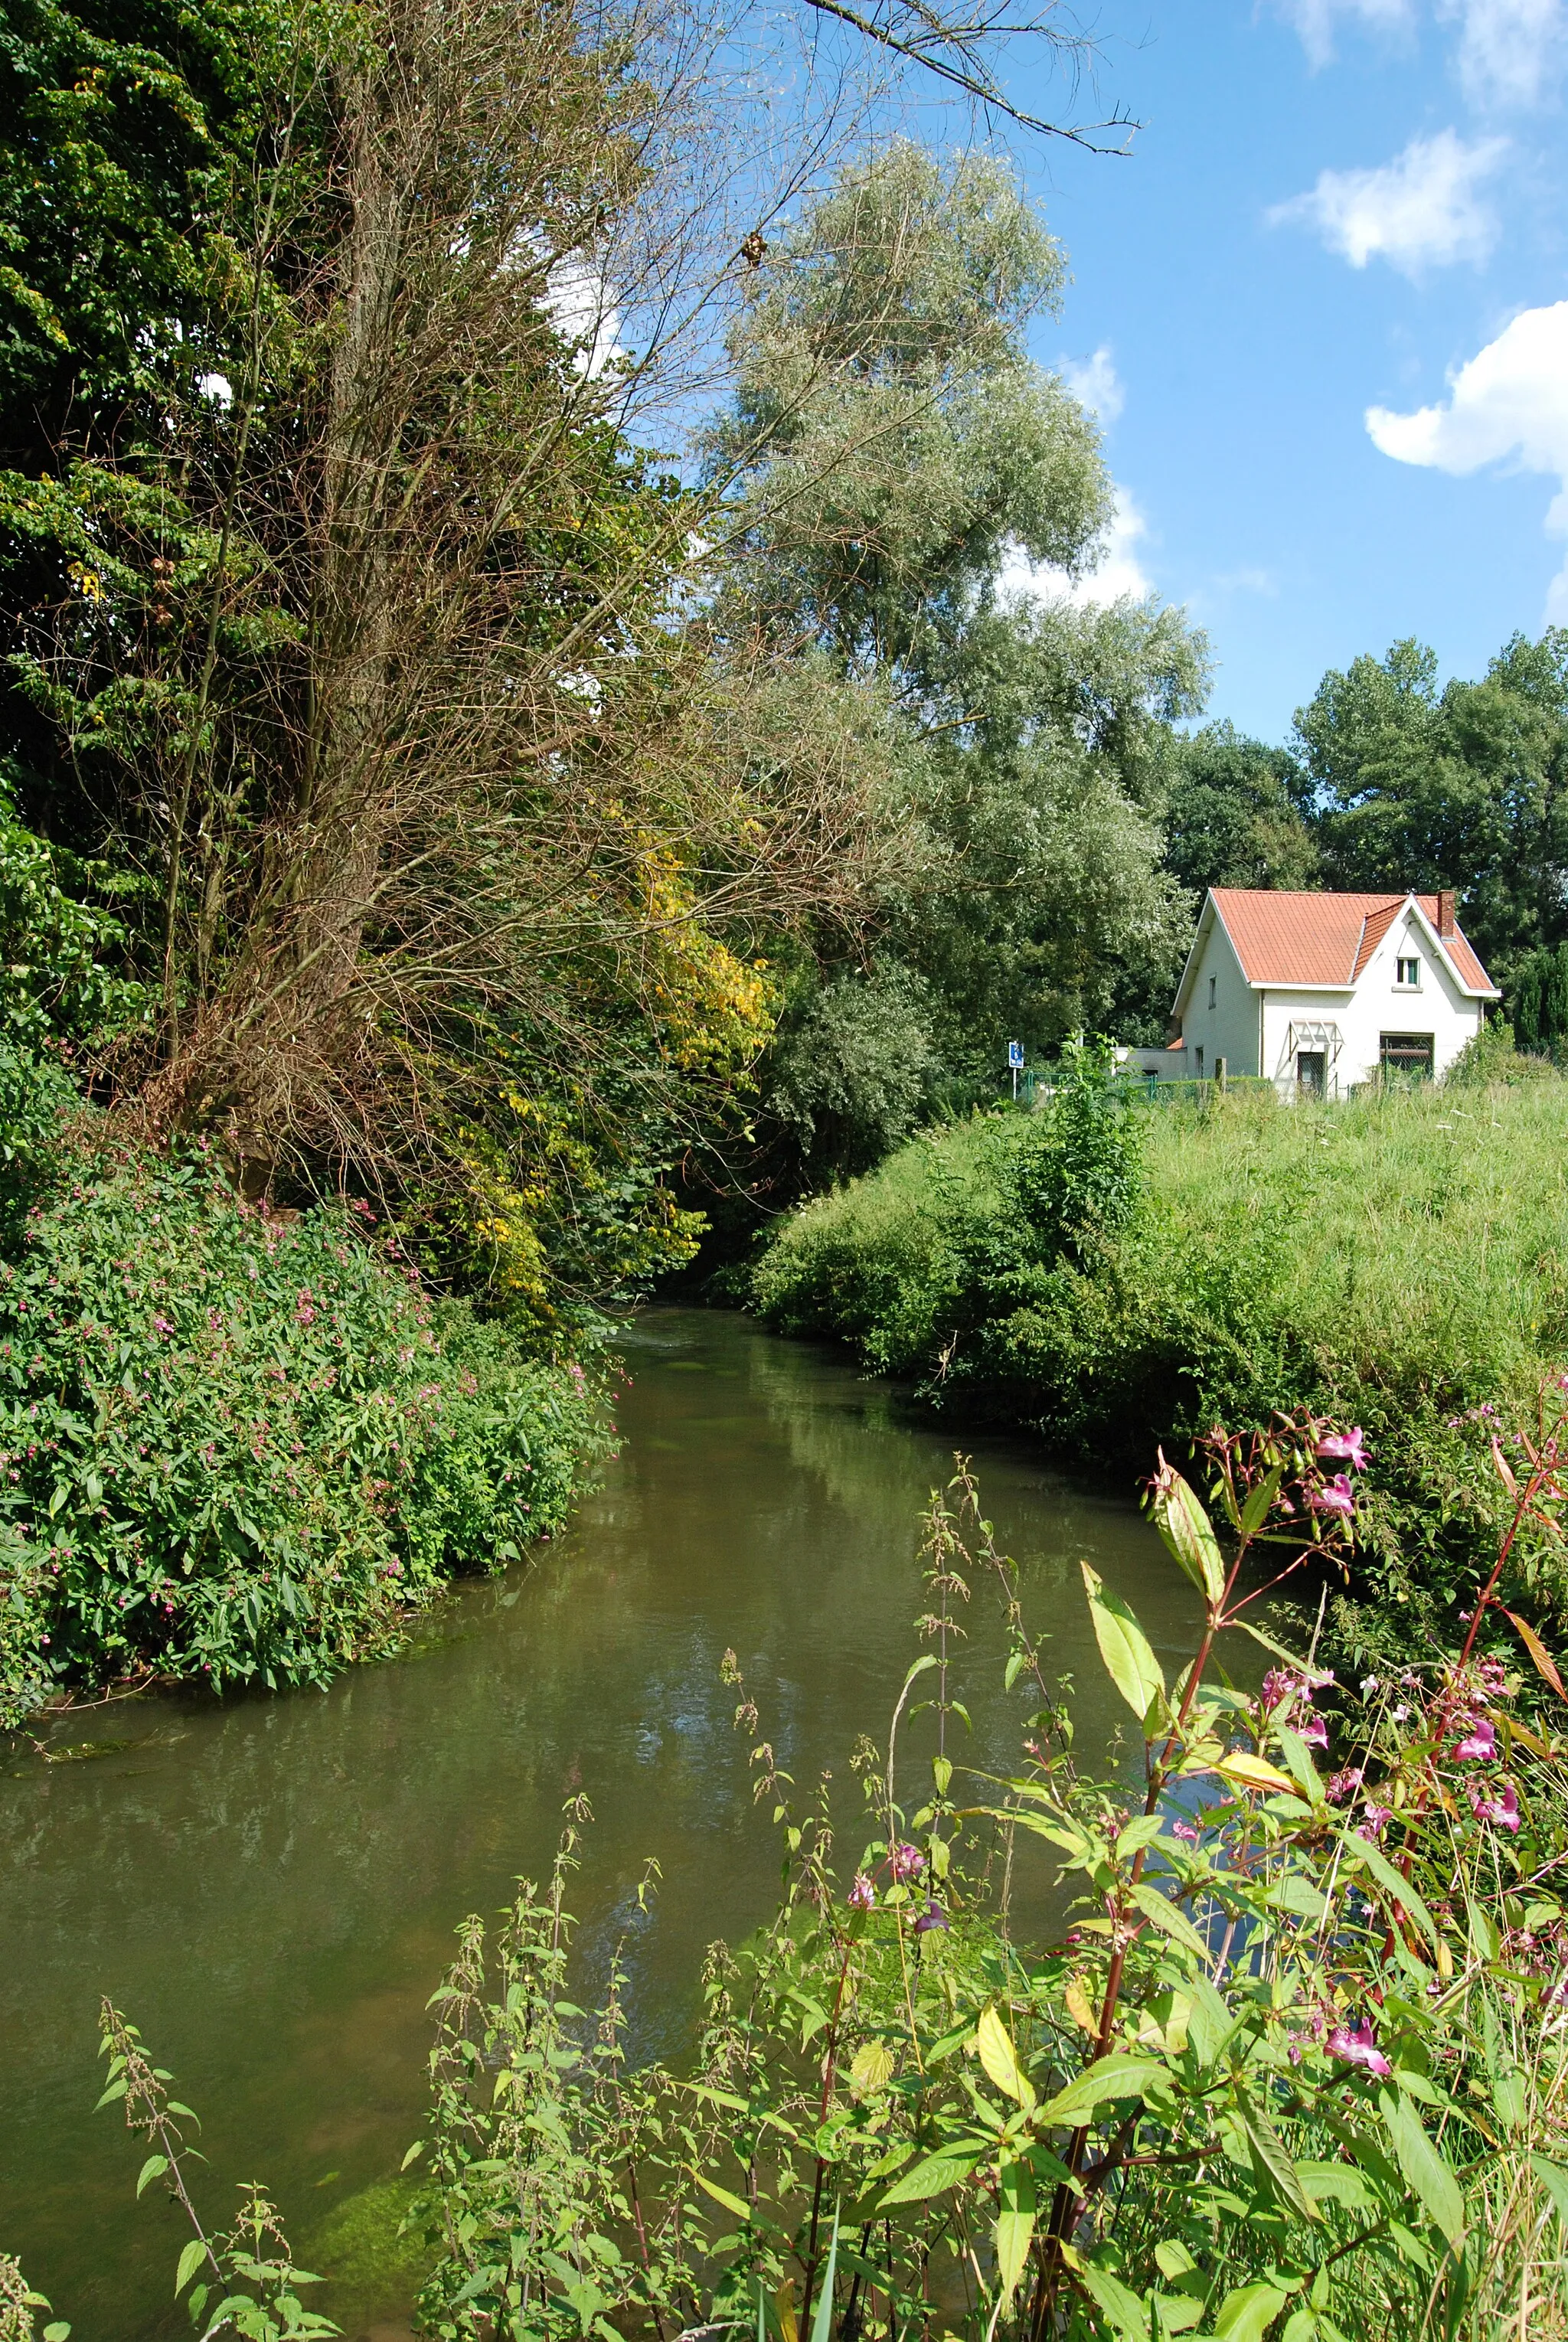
[697,142,1204,1187]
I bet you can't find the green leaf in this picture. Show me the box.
[1040,2056,1166,2125]
[175,2240,207,2298]
[1081,1563,1165,1721]
[1236,2087,1318,2223]
[136,2153,169,2198]
[1211,2282,1290,2341]
[1127,1880,1211,1962]
[994,2156,1036,2300]
[809,2208,839,2342]
[1149,1459,1227,1605]
[1531,2154,1568,2227]
[1239,1464,1285,1537]
[1229,1617,1312,1673]
[1348,1834,1439,1949]
[976,2006,1034,2108]
[1380,2090,1465,2249]
[879,2147,982,2205]
[42,2325,71,2342]
[1273,1726,1325,1808]
[692,2168,751,2221]
[1078,2263,1148,2341]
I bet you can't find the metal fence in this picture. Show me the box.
[1109,1074,1279,1108]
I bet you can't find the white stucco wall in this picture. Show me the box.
[1184,916,1260,1077]
[1261,904,1484,1094]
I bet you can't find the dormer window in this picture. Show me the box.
[1396,956,1421,988]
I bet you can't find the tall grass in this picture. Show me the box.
[753,1081,1568,1652]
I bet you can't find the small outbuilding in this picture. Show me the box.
[1127,888,1499,1097]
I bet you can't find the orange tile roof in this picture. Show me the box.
[1205,890,1496,995]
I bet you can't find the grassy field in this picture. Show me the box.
[752,1079,1568,1658]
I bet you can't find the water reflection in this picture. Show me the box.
[0,1309,1216,2340]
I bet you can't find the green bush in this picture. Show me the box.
[0,1153,596,1726]
[753,1076,1568,1648]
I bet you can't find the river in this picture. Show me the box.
[0,1308,1219,2340]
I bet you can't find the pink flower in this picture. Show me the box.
[1325,2017,1392,2076]
[1311,1474,1356,1518]
[1357,1802,1392,1841]
[1171,1819,1200,1844]
[848,1872,875,1911]
[913,1899,949,1934]
[1452,1716,1496,1762]
[1301,1713,1329,1752]
[1318,1428,1370,1472]
[1468,1779,1521,1832]
[1325,1765,1364,1804]
[889,1842,924,1883]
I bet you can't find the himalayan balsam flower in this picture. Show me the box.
[1171,1820,1200,1844]
[1325,2017,1392,2076]
[1357,1802,1392,1842]
[1318,1428,1370,1472]
[1301,1712,1330,1752]
[848,1873,875,1912]
[1311,1473,1356,1518]
[1468,1779,1521,1832]
[913,1900,948,1934]
[889,1843,924,1883]
[1452,1716,1497,1762]
[1325,1766,1364,1805]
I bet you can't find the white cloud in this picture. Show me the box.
[1278,0,1564,102]
[545,259,624,379]
[1446,0,1566,106]
[1269,129,1507,273]
[1059,345,1124,425]
[1366,300,1568,620]
[998,485,1153,610]
[1276,0,1413,69]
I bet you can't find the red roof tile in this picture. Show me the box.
[1204,890,1496,995]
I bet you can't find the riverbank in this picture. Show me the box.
[751,1077,1568,1662]
[0,1155,599,1730]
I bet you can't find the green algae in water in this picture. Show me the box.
[306,2174,434,2335]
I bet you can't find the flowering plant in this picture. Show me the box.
[60,1403,1568,2340]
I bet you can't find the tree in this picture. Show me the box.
[1158,720,1316,894]
[1292,632,1568,987]
[695,142,1204,1184]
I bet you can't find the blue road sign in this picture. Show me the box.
[1007,1040,1024,1069]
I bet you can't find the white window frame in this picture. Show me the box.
[1394,955,1422,989]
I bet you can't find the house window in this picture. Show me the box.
[1395,956,1421,988]
[1380,1033,1434,1081]
[1208,975,1217,1010]
[1296,1050,1326,1097]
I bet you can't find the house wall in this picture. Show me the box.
[1184,913,1260,1077]
[1261,904,1484,1094]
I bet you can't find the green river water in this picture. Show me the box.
[0,1308,1223,2340]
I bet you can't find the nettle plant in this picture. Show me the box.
[39,1407,1568,2341]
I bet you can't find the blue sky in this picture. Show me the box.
[1001,2,1568,740]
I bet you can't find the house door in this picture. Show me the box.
[1379,1033,1435,1082]
[1296,1050,1326,1097]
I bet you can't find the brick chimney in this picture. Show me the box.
[1436,888,1455,938]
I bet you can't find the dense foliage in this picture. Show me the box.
[47,1426,1568,2338]
[0,1153,594,1727]
[752,1069,1568,1659]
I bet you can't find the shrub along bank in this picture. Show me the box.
[0,1153,597,1729]
[751,1065,1568,1661]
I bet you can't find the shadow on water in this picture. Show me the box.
[0,1308,1246,2340]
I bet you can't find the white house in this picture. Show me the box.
[1125,889,1499,1096]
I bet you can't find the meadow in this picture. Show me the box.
[752,1072,1568,1659]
